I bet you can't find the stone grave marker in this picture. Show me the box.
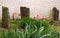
[52,7,59,21]
[2,6,10,28]
[20,7,30,19]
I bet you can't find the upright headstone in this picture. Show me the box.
[20,7,30,19]
[2,6,10,28]
[52,7,59,21]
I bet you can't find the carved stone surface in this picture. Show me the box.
[20,7,30,19]
[2,6,10,28]
[52,7,59,21]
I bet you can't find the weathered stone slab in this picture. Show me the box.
[52,7,59,21]
[2,6,10,28]
[20,7,30,19]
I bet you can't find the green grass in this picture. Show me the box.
[10,20,20,29]
[0,20,60,31]
[0,20,20,29]
[0,23,60,38]
[0,18,60,38]
[53,25,60,31]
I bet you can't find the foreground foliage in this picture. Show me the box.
[0,24,60,38]
[0,18,60,38]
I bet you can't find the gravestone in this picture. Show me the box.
[2,6,10,28]
[50,7,59,25]
[52,7,59,21]
[20,7,30,19]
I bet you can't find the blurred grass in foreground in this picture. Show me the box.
[0,20,60,31]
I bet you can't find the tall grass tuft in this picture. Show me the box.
[0,18,60,38]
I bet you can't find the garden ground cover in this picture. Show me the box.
[0,18,60,38]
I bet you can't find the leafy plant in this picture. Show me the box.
[0,18,60,38]
[0,23,60,38]
[19,17,35,29]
